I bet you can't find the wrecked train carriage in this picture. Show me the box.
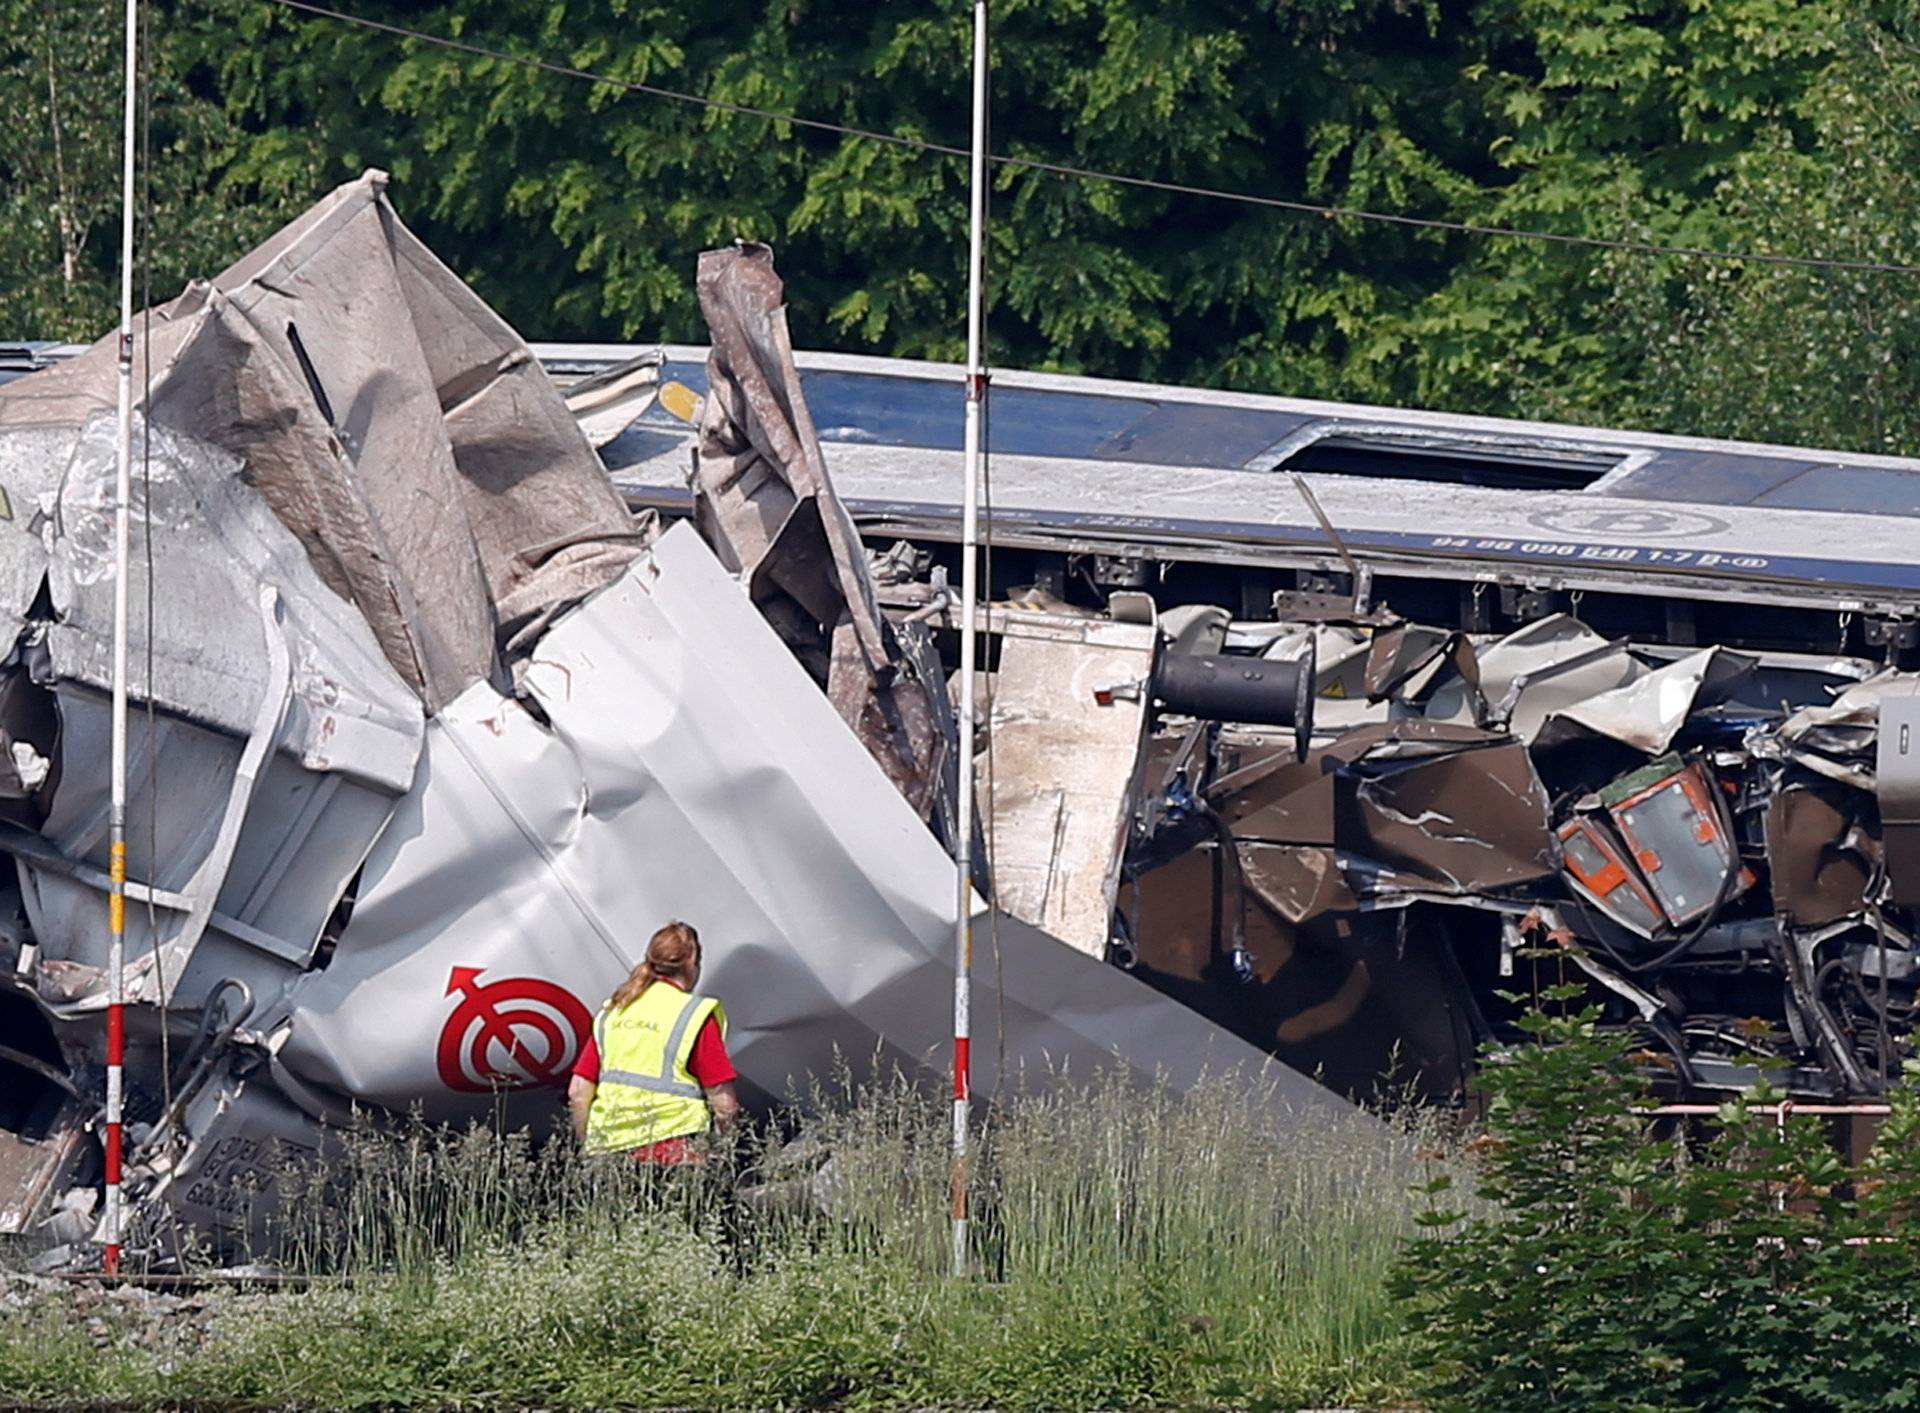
[0,186,1345,1268]
[573,341,1920,1104]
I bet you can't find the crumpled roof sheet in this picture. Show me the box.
[693,242,945,820]
[0,170,645,712]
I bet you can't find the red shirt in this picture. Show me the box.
[574,981,736,1164]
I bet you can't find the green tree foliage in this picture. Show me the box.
[0,0,320,339]
[5,0,1919,455]
[1395,990,1920,1411]
[1609,8,1920,456]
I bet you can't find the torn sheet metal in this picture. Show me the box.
[563,350,664,450]
[1095,602,1916,1100]
[0,400,423,1027]
[1427,614,1639,741]
[1363,623,1478,706]
[1238,845,1355,926]
[17,679,402,1011]
[980,610,1158,957]
[1351,739,1556,895]
[1766,786,1878,928]
[1537,646,1755,754]
[0,415,424,1124]
[0,203,1365,1269]
[692,243,946,823]
[1762,671,1920,789]
[0,1123,83,1240]
[0,170,643,710]
[0,412,424,790]
[276,526,1349,1124]
[1159,604,1230,657]
[1215,721,1555,896]
[1126,846,1479,1103]
[577,332,1920,1103]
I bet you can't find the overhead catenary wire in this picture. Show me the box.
[255,0,1920,280]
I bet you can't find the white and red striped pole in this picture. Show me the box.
[951,0,989,1278]
[105,0,139,1277]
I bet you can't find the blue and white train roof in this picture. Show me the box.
[541,342,1920,618]
[15,338,1919,615]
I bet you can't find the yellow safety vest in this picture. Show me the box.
[584,982,727,1154]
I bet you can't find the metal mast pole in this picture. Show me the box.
[105,0,139,1277]
[951,0,989,1279]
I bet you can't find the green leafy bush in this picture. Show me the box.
[1395,985,1920,1412]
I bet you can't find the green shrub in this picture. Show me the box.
[1394,985,1920,1413]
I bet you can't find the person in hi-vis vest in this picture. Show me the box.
[568,921,741,1161]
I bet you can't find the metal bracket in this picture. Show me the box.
[1090,554,1151,588]
[1864,616,1918,650]
[1499,583,1558,621]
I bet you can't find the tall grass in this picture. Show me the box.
[0,1070,1458,1410]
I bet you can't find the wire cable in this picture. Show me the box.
[255,0,1920,279]
[137,0,190,1279]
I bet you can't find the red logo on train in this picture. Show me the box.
[436,966,593,1092]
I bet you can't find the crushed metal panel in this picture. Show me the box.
[982,610,1158,956]
[1349,738,1556,894]
[276,525,1353,1125]
[1216,755,1337,848]
[154,1071,330,1261]
[1537,646,1756,754]
[271,684,632,1127]
[1129,847,1474,1103]
[1880,694,1920,904]
[0,1123,83,1238]
[19,676,403,1015]
[212,169,645,682]
[1766,786,1877,927]
[693,242,945,822]
[32,416,423,790]
[1427,615,1640,742]
[1364,623,1476,704]
[562,350,665,449]
[0,170,642,713]
[1217,721,1554,895]
[0,411,418,1022]
[1159,604,1229,657]
[1766,671,1920,790]
[1239,844,1355,924]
